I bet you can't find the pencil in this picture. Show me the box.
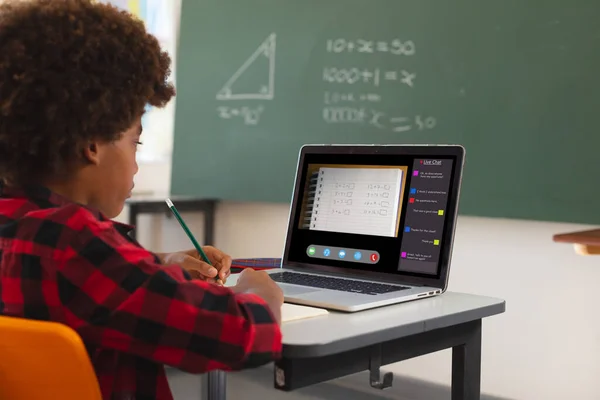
[165,198,222,283]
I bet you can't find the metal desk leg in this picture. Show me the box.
[204,201,216,246]
[451,319,482,400]
[128,204,139,241]
[202,371,226,400]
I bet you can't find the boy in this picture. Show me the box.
[0,1,283,399]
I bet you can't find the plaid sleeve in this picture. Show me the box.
[56,209,282,373]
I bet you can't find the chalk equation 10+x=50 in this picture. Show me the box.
[326,39,416,56]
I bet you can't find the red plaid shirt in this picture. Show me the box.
[0,184,282,400]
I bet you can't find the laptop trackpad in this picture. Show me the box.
[279,284,319,296]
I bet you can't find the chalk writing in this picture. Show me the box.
[320,37,435,133]
[217,106,264,125]
[415,115,437,130]
[326,39,416,56]
[361,94,382,102]
[370,110,386,128]
[322,107,436,133]
[322,107,367,123]
[322,67,378,86]
[324,92,382,104]
[216,34,276,101]
[383,70,417,87]
[323,67,415,88]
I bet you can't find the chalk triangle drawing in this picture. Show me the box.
[216,33,276,101]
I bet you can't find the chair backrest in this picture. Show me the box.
[0,315,102,400]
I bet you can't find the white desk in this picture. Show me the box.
[203,276,505,400]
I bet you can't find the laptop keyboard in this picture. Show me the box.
[268,271,409,296]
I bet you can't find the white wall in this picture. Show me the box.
[119,161,600,400]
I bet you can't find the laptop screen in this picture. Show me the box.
[285,151,457,278]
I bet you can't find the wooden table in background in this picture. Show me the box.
[553,229,600,255]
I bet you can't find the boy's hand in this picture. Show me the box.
[232,268,283,324]
[158,246,232,284]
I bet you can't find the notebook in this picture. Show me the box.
[281,303,328,322]
[227,262,328,322]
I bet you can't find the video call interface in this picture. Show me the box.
[287,153,455,276]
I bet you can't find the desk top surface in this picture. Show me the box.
[226,275,504,358]
[282,291,504,357]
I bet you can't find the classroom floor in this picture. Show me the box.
[166,366,512,400]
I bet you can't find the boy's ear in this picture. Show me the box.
[82,141,101,165]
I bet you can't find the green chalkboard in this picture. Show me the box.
[172,0,600,224]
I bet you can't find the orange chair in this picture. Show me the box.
[0,315,102,400]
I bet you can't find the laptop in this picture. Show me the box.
[265,144,465,312]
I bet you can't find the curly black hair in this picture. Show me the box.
[0,0,175,185]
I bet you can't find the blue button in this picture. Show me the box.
[338,250,346,258]
[410,188,416,194]
[354,251,362,260]
[323,248,331,256]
